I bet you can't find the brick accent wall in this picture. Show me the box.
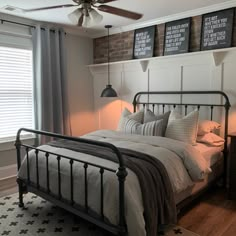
[94,30,134,63]
[189,15,202,52]
[93,11,236,64]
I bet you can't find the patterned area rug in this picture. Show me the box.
[0,193,199,236]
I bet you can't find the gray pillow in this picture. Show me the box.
[117,108,144,131]
[144,110,171,136]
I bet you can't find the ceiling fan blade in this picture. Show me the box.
[97,5,142,20]
[96,0,117,3]
[78,14,84,27]
[24,4,76,12]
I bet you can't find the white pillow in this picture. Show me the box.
[117,108,144,131]
[197,133,224,147]
[122,117,164,136]
[144,110,171,136]
[165,109,199,145]
[197,120,221,135]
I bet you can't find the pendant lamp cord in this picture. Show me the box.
[107,26,110,85]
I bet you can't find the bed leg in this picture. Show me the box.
[15,134,24,207]
[17,179,24,208]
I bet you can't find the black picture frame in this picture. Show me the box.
[163,17,191,56]
[200,8,234,51]
[133,26,156,59]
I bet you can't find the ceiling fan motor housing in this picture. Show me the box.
[72,0,96,4]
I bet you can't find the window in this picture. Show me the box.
[0,45,34,142]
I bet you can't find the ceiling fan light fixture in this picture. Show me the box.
[89,9,103,24]
[82,14,92,27]
[68,8,82,24]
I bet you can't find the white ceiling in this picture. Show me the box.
[0,0,235,37]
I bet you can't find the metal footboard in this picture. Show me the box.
[15,128,127,236]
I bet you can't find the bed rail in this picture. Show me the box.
[133,90,231,185]
[15,128,127,235]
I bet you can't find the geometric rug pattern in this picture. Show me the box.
[0,193,200,236]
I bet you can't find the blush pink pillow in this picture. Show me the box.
[197,133,224,147]
[197,120,221,136]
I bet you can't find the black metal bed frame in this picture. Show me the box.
[16,90,230,236]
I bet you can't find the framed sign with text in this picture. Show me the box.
[133,26,156,59]
[163,18,191,56]
[201,8,234,51]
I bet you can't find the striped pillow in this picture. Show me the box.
[165,109,199,145]
[144,110,171,136]
[122,117,163,136]
[117,108,144,131]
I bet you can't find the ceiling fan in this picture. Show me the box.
[3,0,143,27]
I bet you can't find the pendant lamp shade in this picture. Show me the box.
[101,84,117,97]
[101,25,117,97]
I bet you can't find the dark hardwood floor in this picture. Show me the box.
[178,187,236,236]
[0,184,236,235]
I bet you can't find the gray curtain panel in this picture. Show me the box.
[32,26,71,143]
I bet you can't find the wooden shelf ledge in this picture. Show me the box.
[88,47,236,74]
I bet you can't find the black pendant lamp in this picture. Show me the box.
[101,25,117,97]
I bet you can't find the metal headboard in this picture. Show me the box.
[133,90,231,180]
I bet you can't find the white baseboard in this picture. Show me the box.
[0,164,17,180]
[0,175,17,193]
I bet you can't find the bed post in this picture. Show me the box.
[116,166,128,236]
[224,98,231,187]
[15,130,24,207]
[132,93,138,112]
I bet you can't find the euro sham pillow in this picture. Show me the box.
[122,117,164,136]
[144,110,171,136]
[117,108,144,131]
[197,120,221,136]
[165,109,199,145]
[197,132,224,147]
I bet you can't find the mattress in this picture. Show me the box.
[175,143,224,205]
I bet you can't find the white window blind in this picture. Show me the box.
[0,46,34,142]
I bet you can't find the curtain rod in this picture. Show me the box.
[1,19,35,29]
[0,19,66,34]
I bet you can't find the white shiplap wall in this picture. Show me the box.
[90,49,236,134]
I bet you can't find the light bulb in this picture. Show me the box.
[89,9,103,25]
[68,8,82,25]
[82,15,92,27]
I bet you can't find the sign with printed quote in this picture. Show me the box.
[201,8,234,50]
[133,26,155,59]
[164,18,191,56]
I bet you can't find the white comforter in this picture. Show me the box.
[18,130,210,236]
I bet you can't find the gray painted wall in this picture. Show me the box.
[0,18,95,177]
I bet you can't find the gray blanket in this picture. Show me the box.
[48,139,177,236]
